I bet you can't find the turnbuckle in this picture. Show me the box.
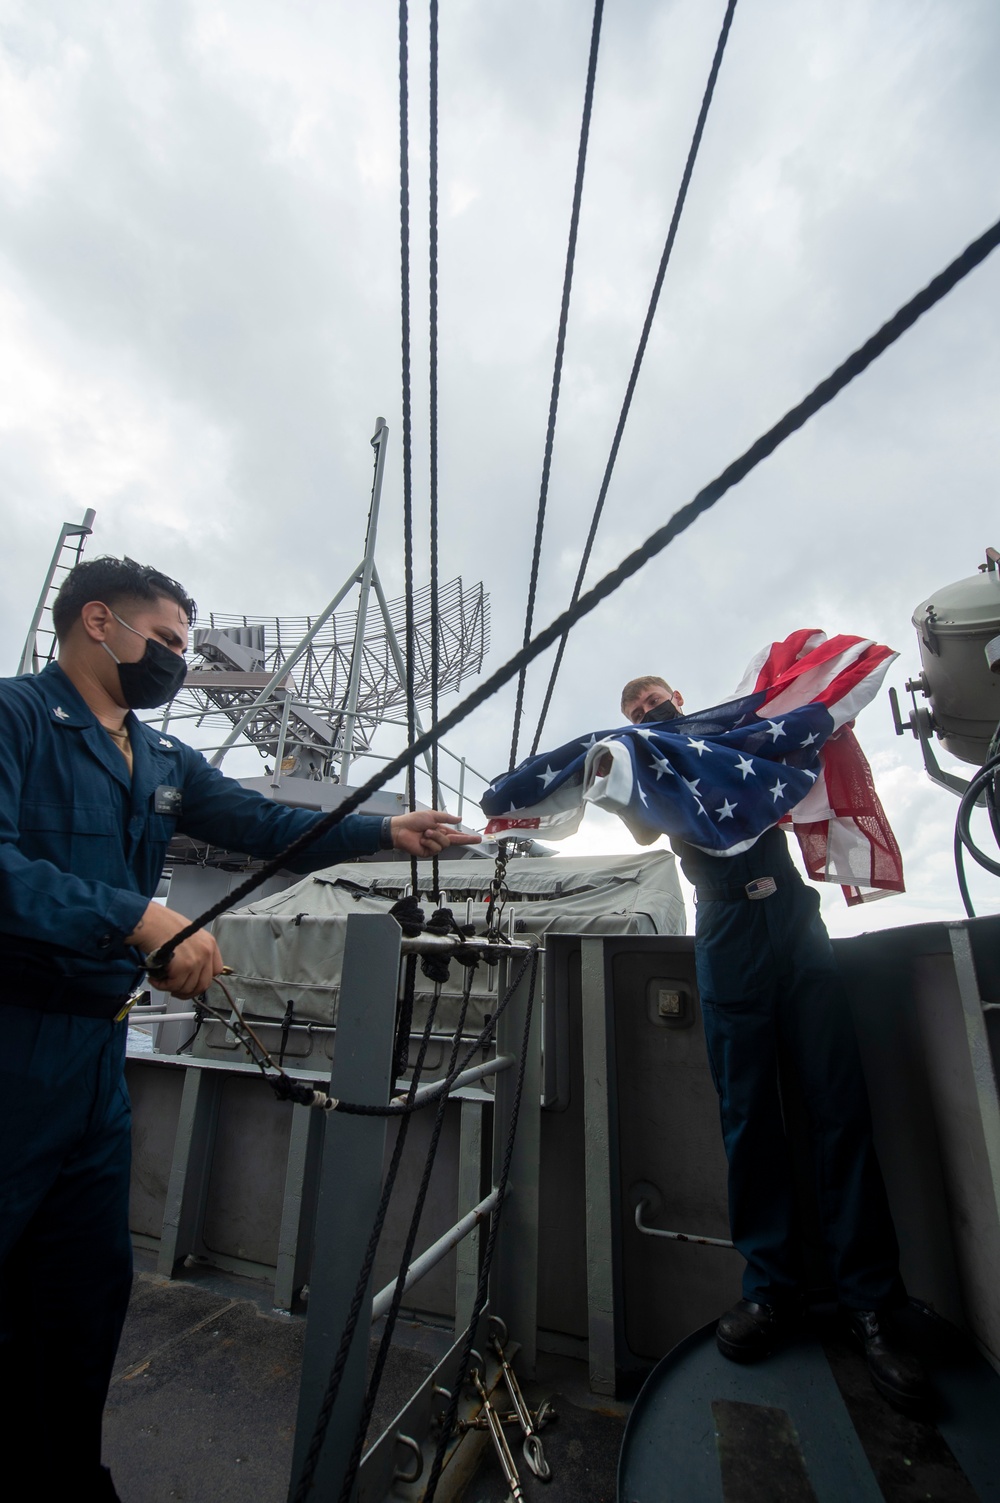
[468,1367,527,1502]
[490,1316,553,1480]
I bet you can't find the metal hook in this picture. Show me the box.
[523,1431,552,1481]
[391,1432,423,1485]
[488,1314,509,1347]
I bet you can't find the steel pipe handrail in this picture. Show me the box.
[397,1054,514,1107]
[399,935,534,956]
[634,1200,736,1250]
[370,1188,502,1321]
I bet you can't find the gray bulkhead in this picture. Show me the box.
[126,894,1000,1391]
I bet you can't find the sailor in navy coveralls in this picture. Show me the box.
[620,675,928,1412]
[0,557,478,1499]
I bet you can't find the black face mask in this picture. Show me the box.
[102,610,188,709]
[641,698,681,724]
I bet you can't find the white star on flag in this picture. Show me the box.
[716,799,737,820]
[770,778,787,802]
[650,753,674,780]
[735,755,756,780]
[539,765,558,788]
[687,738,711,756]
[765,720,786,741]
[683,776,701,794]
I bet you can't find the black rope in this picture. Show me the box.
[175,1004,206,1056]
[423,947,540,1501]
[337,964,477,1502]
[146,211,1000,973]
[429,0,442,902]
[531,0,740,754]
[295,951,536,1497]
[393,953,419,1081]
[399,0,419,893]
[508,0,605,771]
[291,981,443,1502]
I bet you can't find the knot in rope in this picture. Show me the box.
[388,894,425,936]
[420,906,459,984]
[270,1075,338,1112]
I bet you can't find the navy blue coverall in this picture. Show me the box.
[0,662,384,1482]
[674,824,904,1312]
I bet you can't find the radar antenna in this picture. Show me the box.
[162,418,489,789]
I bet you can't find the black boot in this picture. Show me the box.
[847,1309,931,1413]
[716,1299,795,1363]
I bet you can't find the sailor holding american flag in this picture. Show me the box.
[482,630,930,1411]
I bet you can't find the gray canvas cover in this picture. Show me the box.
[210,850,685,1036]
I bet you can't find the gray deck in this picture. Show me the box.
[103,1258,627,1502]
[104,1267,1000,1502]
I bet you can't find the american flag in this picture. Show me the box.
[482,631,904,905]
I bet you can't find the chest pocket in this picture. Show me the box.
[18,800,122,876]
[20,801,118,835]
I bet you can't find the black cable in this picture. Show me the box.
[296,951,535,1497]
[954,819,976,919]
[292,979,442,1503]
[954,742,1000,917]
[398,0,419,893]
[337,965,477,1502]
[508,0,605,771]
[393,954,418,1080]
[148,211,1000,972]
[175,1005,206,1056]
[530,0,740,754]
[429,0,442,902]
[423,947,539,1501]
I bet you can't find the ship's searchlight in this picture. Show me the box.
[891,548,1000,794]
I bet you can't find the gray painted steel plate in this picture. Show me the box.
[618,1309,1000,1503]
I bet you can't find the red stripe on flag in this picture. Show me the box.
[484,816,541,834]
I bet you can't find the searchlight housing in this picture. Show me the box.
[890,548,1000,796]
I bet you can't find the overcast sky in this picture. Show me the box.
[2,0,999,935]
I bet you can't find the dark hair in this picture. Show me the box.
[52,556,198,642]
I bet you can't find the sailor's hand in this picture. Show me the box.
[390,810,482,857]
[126,902,225,1000]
